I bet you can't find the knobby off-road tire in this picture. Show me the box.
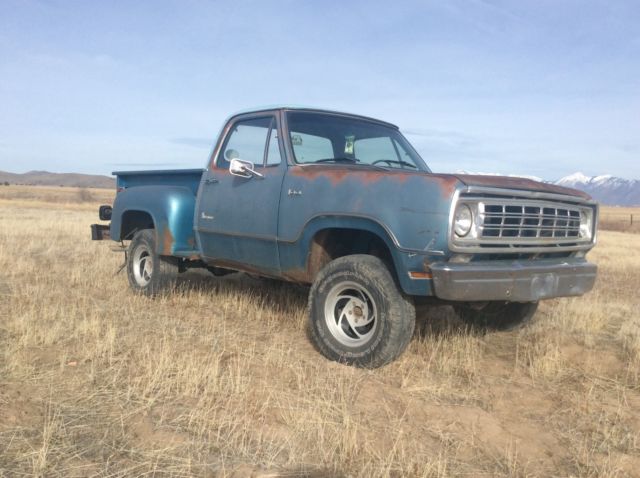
[308,254,416,368]
[454,301,539,331]
[127,229,178,296]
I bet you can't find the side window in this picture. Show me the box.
[266,120,282,166]
[354,136,398,165]
[290,132,333,163]
[218,117,272,168]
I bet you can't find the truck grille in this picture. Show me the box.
[451,189,597,254]
[481,202,581,240]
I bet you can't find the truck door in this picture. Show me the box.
[195,113,285,275]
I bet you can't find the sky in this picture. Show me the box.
[1,0,639,181]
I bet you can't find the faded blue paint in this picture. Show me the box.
[110,185,198,256]
[115,169,203,195]
[105,107,590,298]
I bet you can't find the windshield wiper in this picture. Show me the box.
[311,157,390,171]
[314,157,359,164]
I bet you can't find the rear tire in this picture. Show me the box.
[454,301,538,331]
[127,229,178,296]
[308,255,415,368]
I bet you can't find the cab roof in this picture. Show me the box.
[226,105,399,129]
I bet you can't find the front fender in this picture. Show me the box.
[110,185,197,255]
[278,214,440,296]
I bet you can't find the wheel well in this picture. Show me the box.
[307,228,396,281]
[120,210,154,240]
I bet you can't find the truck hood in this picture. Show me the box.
[449,173,591,200]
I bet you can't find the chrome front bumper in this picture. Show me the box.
[430,258,597,302]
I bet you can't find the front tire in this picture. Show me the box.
[127,229,178,296]
[308,255,415,368]
[454,301,539,331]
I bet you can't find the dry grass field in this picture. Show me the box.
[1,186,639,477]
[599,207,640,234]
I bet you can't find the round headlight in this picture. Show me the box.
[454,204,473,237]
[579,209,593,239]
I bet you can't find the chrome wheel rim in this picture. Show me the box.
[132,245,153,287]
[324,281,377,347]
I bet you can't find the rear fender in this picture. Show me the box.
[110,185,197,255]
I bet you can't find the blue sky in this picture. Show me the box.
[1,0,638,180]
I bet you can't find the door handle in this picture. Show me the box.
[204,177,219,185]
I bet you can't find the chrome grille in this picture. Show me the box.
[480,202,581,240]
[450,188,597,254]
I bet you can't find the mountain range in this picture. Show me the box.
[554,172,640,206]
[1,169,638,206]
[0,170,115,189]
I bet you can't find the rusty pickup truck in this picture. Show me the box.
[91,106,598,367]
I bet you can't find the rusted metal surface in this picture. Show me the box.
[278,165,456,253]
[289,164,414,186]
[160,224,174,256]
[103,106,597,300]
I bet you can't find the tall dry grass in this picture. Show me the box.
[0,187,639,477]
[599,206,640,234]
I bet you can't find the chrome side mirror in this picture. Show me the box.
[229,158,264,179]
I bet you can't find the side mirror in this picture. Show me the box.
[229,158,264,179]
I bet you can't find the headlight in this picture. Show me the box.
[579,207,594,240]
[454,204,473,237]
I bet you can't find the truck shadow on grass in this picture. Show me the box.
[174,270,309,308]
[414,304,485,339]
[172,270,480,341]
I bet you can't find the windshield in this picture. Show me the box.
[286,111,430,171]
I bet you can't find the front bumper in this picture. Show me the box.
[430,258,597,302]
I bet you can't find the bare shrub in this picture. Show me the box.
[76,188,94,202]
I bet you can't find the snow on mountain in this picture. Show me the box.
[456,170,544,182]
[554,172,640,206]
[555,172,592,186]
[455,170,639,206]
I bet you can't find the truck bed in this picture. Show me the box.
[114,169,204,195]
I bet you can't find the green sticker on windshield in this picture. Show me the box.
[291,134,303,146]
[344,135,355,155]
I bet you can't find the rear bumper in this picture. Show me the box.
[91,224,111,241]
[430,258,597,302]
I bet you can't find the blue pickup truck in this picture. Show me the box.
[92,106,598,367]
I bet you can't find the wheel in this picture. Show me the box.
[127,229,178,296]
[454,301,539,331]
[308,254,415,368]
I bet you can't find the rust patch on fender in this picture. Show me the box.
[307,230,332,280]
[161,226,174,255]
[425,174,461,199]
[281,268,312,284]
[289,165,415,187]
